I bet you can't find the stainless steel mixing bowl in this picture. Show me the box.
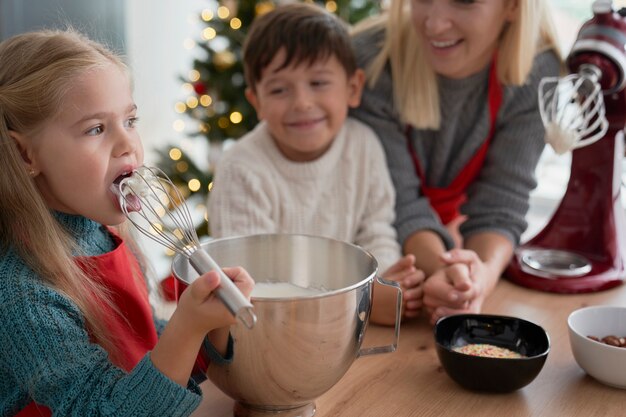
[172,234,401,417]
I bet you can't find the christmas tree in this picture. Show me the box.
[157,0,381,238]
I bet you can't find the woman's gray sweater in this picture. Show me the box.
[351,28,561,249]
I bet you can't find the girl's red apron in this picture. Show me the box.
[407,60,503,225]
[16,232,158,417]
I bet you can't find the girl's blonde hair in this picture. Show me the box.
[0,29,137,365]
[354,0,562,129]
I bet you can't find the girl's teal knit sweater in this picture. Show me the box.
[0,213,203,416]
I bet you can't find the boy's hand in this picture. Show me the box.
[371,255,425,325]
[384,254,425,317]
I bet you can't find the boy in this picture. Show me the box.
[208,3,423,325]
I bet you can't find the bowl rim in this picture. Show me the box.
[434,313,551,360]
[568,304,626,321]
[567,305,626,352]
[172,233,380,300]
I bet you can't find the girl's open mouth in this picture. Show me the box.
[111,171,141,212]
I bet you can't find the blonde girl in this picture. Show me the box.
[0,29,253,416]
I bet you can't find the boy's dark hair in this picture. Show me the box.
[243,2,357,91]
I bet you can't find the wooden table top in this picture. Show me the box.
[192,279,626,417]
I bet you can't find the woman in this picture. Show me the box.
[351,0,562,323]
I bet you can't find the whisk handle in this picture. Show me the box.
[189,249,257,329]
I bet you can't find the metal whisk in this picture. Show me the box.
[538,64,608,154]
[113,166,256,329]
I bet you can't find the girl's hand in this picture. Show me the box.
[151,267,254,386]
[176,266,255,336]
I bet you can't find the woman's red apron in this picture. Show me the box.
[407,60,503,225]
[16,232,158,416]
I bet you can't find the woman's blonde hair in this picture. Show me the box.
[354,0,562,129]
[0,29,138,365]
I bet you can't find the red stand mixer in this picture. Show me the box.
[506,0,626,293]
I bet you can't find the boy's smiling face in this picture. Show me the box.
[246,48,364,162]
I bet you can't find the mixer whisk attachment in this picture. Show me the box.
[538,64,608,154]
[112,166,256,329]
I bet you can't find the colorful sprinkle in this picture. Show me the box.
[453,343,524,358]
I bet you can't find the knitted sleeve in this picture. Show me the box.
[0,265,201,416]
[350,29,453,249]
[350,121,402,273]
[153,316,168,336]
[460,50,562,244]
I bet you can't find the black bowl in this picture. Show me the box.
[434,314,550,392]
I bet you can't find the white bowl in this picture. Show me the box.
[567,305,626,389]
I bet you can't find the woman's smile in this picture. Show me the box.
[430,39,461,49]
